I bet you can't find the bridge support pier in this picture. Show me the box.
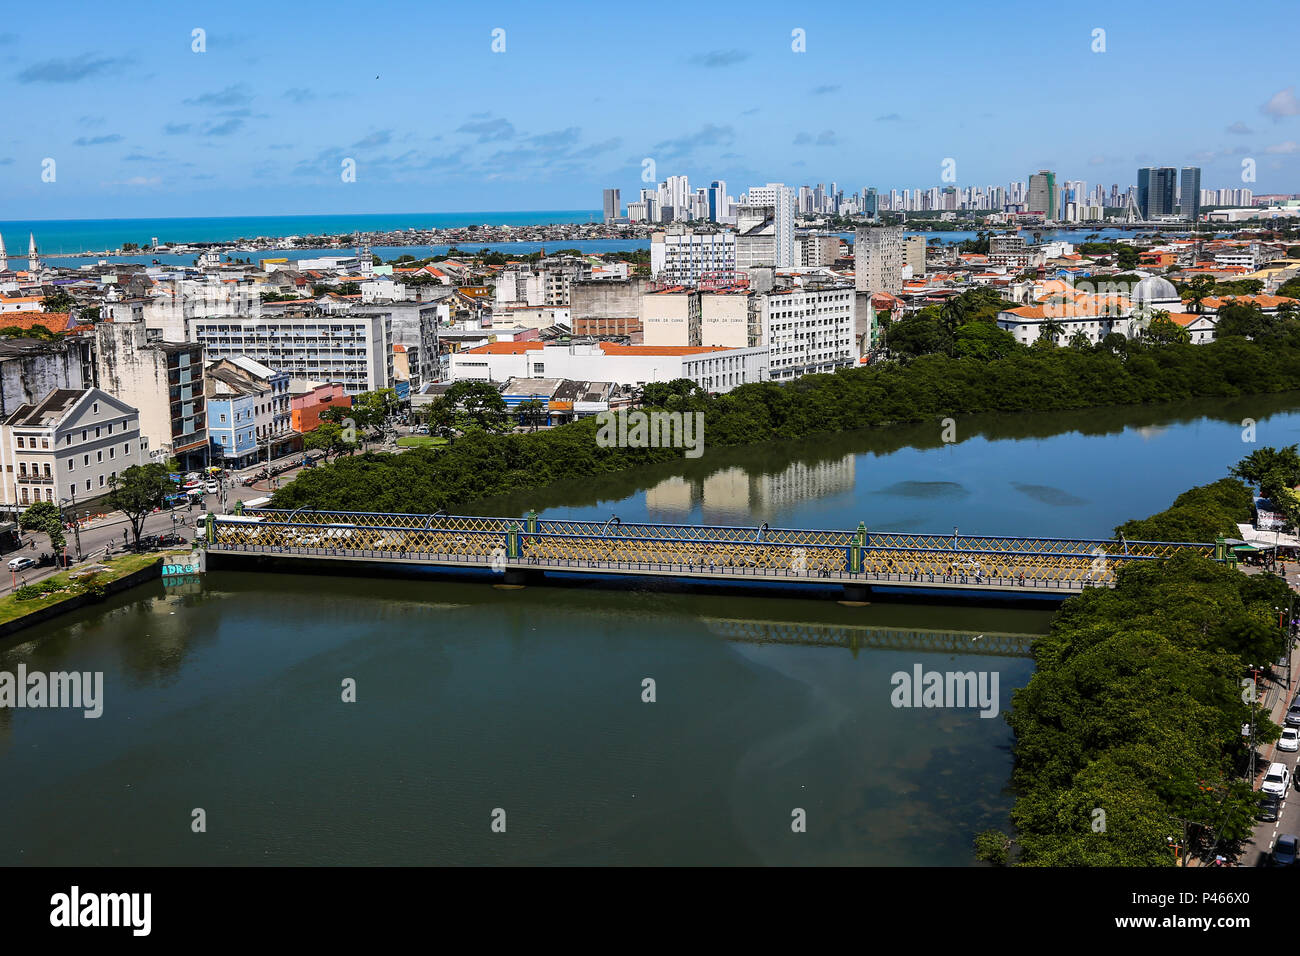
[503,568,544,587]
[841,583,872,603]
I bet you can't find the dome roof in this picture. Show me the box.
[1132,275,1179,304]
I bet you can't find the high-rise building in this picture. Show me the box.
[854,224,903,295]
[708,180,728,221]
[746,184,795,268]
[864,187,879,218]
[1137,167,1177,219]
[1027,171,1058,221]
[602,188,621,224]
[1179,167,1201,221]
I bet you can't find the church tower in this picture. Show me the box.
[0,232,7,271]
[28,233,41,272]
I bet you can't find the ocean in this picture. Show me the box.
[1,216,1160,271]
[0,211,601,258]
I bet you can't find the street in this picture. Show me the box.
[1,469,293,597]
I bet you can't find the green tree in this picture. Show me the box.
[443,381,509,434]
[1035,317,1064,347]
[953,321,1018,360]
[42,289,76,312]
[1143,312,1192,346]
[107,463,175,548]
[516,398,546,432]
[303,421,357,462]
[18,500,66,553]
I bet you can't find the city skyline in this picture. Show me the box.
[2,0,1299,220]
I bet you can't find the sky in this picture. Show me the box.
[2,0,1299,220]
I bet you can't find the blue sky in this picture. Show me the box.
[2,0,1298,219]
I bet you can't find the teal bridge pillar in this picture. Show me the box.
[525,510,538,534]
[850,521,868,573]
[507,522,522,560]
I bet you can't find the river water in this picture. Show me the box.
[2,394,1298,865]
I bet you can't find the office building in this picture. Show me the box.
[1180,167,1201,221]
[188,309,393,395]
[1027,171,1059,220]
[650,227,737,284]
[602,188,621,224]
[1138,167,1178,219]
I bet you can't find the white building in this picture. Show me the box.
[650,228,737,285]
[0,387,146,510]
[189,310,393,394]
[745,183,796,268]
[450,341,769,394]
[758,285,857,380]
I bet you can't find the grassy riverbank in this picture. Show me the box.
[0,551,181,627]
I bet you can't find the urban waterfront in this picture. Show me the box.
[18,227,1170,270]
[3,395,1298,866]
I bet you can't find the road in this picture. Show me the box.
[1239,563,1300,867]
[1,469,298,597]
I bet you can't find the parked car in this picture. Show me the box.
[1282,728,1300,752]
[7,556,35,571]
[1285,705,1300,728]
[1263,762,1291,797]
[1262,793,1283,822]
[1274,833,1298,866]
[205,481,219,494]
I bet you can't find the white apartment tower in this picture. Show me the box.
[854,225,904,295]
[746,183,795,268]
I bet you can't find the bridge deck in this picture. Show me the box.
[205,510,1225,596]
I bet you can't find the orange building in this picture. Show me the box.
[291,382,352,433]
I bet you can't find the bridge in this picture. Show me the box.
[202,508,1230,601]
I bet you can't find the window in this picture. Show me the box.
[83,455,89,466]
[41,437,48,449]
[81,429,87,441]
[15,437,23,449]
[220,413,226,423]
[106,423,112,435]
[93,402,99,413]
[124,443,130,454]
[67,458,74,471]
[43,463,50,478]
[109,447,114,459]
[45,489,52,501]
[20,488,28,504]
[65,435,71,446]
[85,479,91,492]
[99,475,105,488]
[97,451,103,463]
[95,426,101,438]
[68,484,74,498]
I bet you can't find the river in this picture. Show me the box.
[2,394,1297,865]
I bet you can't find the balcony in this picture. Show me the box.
[17,474,55,484]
